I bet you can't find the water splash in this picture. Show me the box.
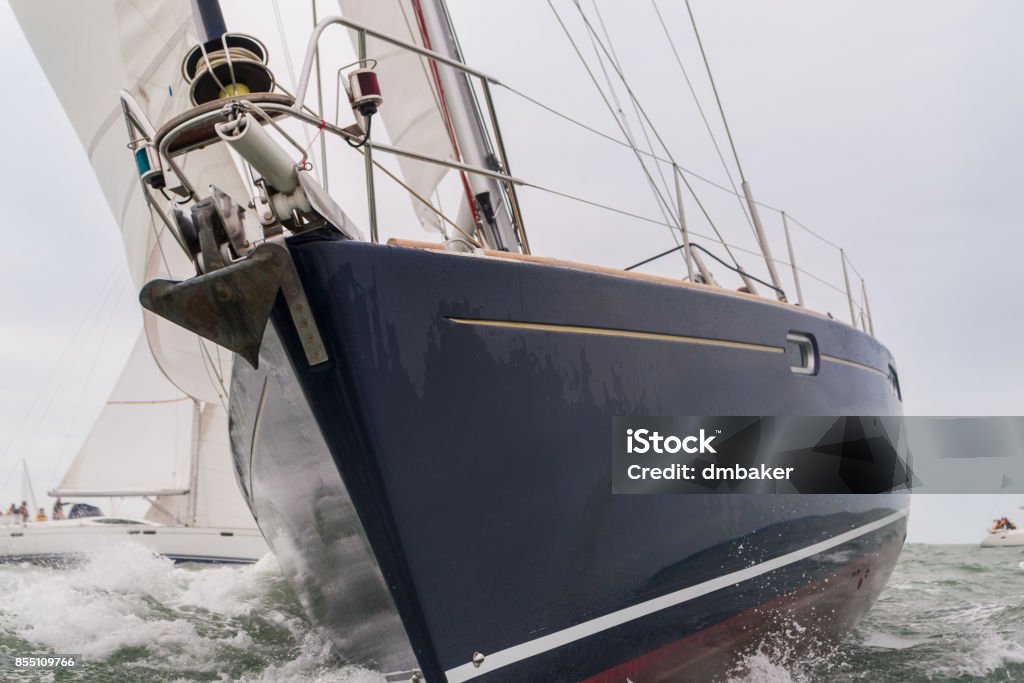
[0,542,382,681]
[725,545,1024,682]
[3,543,1023,681]
[725,619,844,683]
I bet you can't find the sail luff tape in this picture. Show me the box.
[216,113,299,194]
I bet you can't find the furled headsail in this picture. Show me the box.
[337,0,454,234]
[336,0,521,250]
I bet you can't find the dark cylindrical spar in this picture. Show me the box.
[192,0,227,43]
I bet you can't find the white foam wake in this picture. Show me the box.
[0,542,385,682]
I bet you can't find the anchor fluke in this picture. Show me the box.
[139,243,289,368]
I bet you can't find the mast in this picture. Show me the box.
[191,0,227,44]
[413,0,522,253]
[21,460,37,515]
[187,399,202,527]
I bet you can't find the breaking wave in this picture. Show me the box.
[0,543,383,682]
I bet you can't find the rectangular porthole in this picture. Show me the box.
[888,365,903,401]
[786,333,817,375]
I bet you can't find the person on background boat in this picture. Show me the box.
[35,508,48,522]
[18,502,28,522]
[4,503,14,516]
[52,498,65,520]
[992,517,1017,531]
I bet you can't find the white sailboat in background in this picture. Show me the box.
[0,334,268,564]
[2,1,267,563]
[981,504,1024,548]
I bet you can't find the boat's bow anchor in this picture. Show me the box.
[140,203,327,369]
[140,244,280,369]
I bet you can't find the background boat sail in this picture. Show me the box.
[13,0,909,680]
[5,0,266,564]
[0,331,268,564]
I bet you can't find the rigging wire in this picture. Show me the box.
[683,0,747,185]
[496,11,865,291]
[363,151,483,247]
[649,0,755,236]
[271,0,323,181]
[553,1,748,275]
[549,0,711,272]
[521,181,682,231]
[547,0,679,245]
[499,80,867,285]
[141,177,231,408]
[499,83,751,200]
[564,0,680,235]
[785,214,852,263]
[592,0,675,204]
[50,272,135,484]
[0,260,127,472]
[311,0,328,191]
[23,265,132,486]
[625,241,786,297]
[497,81,798,220]
[518,181,852,300]
[586,0,685,264]
[197,337,230,412]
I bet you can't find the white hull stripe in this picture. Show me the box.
[445,509,908,682]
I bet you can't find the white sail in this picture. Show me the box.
[146,403,255,529]
[54,334,194,498]
[337,0,455,233]
[54,334,257,530]
[10,0,246,404]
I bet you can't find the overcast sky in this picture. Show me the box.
[0,0,1021,542]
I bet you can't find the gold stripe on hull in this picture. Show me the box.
[446,317,784,354]
[448,317,889,377]
[821,354,888,378]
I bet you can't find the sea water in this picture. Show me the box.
[727,544,1024,682]
[1,543,1022,682]
[0,543,381,682]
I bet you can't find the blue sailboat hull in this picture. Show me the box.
[230,235,908,682]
